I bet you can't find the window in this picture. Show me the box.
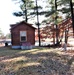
[20,31,27,42]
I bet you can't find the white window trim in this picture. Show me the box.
[20,31,27,42]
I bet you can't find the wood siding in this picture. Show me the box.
[11,22,35,46]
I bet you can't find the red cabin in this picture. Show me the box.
[10,21,36,49]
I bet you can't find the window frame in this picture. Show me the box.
[20,31,27,42]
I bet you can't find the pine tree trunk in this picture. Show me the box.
[25,3,28,22]
[55,0,59,45]
[36,0,41,46]
[70,0,74,36]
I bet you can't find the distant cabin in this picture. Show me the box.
[10,21,36,49]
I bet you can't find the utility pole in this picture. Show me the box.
[36,0,41,46]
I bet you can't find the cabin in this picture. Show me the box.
[10,21,36,49]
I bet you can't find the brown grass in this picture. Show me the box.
[0,46,74,75]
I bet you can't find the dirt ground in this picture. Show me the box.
[0,46,74,75]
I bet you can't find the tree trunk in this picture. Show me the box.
[53,31,55,45]
[36,0,41,46]
[25,3,28,22]
[70,0,74,36]
[65,29,68,44]
[55,0,59,45]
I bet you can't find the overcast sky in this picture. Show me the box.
[0,0,23,35]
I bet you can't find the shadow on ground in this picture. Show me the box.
[0,47,74,75]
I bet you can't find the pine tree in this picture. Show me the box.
[13,0,35,22]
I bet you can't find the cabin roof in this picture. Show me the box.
[10,21,36,30]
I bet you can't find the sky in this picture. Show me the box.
[0,0,23,35]
[0,0,66,35]
[0,0,46,35]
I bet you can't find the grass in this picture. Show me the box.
[0,46,74,75]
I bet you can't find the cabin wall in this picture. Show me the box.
[11,23,35,46]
